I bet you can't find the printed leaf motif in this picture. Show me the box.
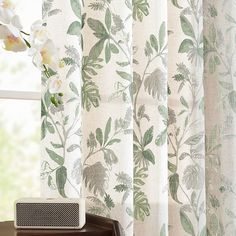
[160,224,166,236]
[56,166,67,198]
[82,56,103,79]
[200,226,207,236]
[67,21,81,36]
[96,128,103,146]
[87,132,97,149]
[184,132,203,145]
[41,100,46,117]
[83,162,107,196]
[169,173,182,204]
[104,117,112,144]
[134,167,148,186]
[88,2,106,11]
[89,38,106,60]
[155,129,167,146]
[104,193,115,210]
[70,0,81,18]
[150,34,158,52]
[50,142,63,149]
[180,96,189,108]
[110,43,119,54]
[48,175,56,190]
[116,70,132,81]
[168,161,177,173]
[228,90,236,113]
[171,0,183,9]
[143,126,153,147]
[107,138,121,146]
[69,82,79,96]
[41,119,46,140]
[180,15,195,38]
[114,184,128,192]
[82,81,101,111]
[67,144,80,152]
[133,72,142,94]
[105,8,111,30]
[145,41,153,56]
[144,69,166,100]
[48,9,62,17]
[105,43,111,63]
[180,210,195,236]
[168,108,176,125]
[209,213,218,234]
[103,149,118,165]
[159,22,166,49]
[133,0,149,22]
[87,196,109,217]
[46,121,55,134]
[219,81,233,90]
[143,149,155,165]
[179,39,194,53]
[183,165,204,190]
[46,148,64,166]
[158,105,168,121]
[179,152,190,160]
[134,191,150,221]
[87,18,108,39]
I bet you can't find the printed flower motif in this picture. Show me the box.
[49,75,63,94]
[29,39,59,71]
[0,24,26,51]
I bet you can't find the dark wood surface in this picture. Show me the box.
[0,213,121,236]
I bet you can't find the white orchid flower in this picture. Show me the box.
[0,5,23,36]
[0,24,26,51]
[30,20,49,46]
[49,75,63,94]
[29,39,59,71]
[0,0,15,9]
[0,0,14,21]
[0,0,15,25]
[0,0,27,52]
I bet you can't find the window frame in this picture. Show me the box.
[0,90,40,100]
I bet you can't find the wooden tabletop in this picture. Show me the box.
[0,214,121,236]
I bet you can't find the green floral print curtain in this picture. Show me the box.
[41,0,236,235]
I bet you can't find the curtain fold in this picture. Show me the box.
[41,0,236,235]
[204,1,236,235]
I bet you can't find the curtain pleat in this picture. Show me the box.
[81,1,133,234]
[204,1,236,235]
[41,0,83,198]
[41,0,236,235]
[168,0,206,235]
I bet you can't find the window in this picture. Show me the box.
[0,0,41,221]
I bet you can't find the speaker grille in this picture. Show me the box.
[16,203,80,227]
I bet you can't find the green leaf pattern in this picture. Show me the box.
[41,0,236,235]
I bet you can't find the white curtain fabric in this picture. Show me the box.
[41,0,236,235]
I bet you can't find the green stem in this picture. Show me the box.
[179,184,199,221]
[83,147,104,166]
[47,113,64,149]
[133,46,166,126]
[83,127,123,166]
[67,177,80,195]
[21,30,30,36]
[110,35,131,64]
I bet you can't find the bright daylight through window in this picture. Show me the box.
[0,0,41,221]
